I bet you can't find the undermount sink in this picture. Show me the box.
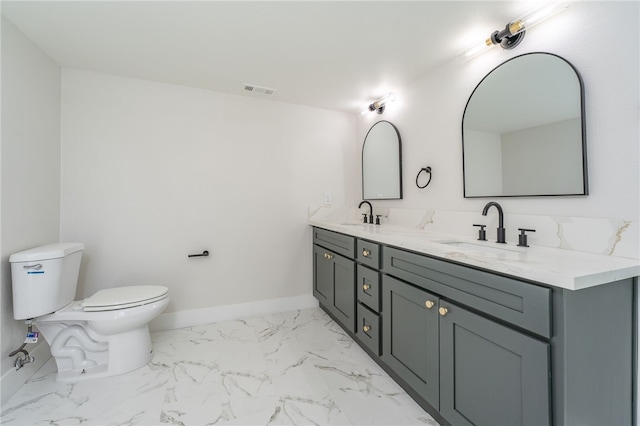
[437,240,524,256]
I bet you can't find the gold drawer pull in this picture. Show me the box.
[363,325,371,333]
[438,307,448,316]
[362,249,371,257]
[363,283,371,291]
[425,300,435,309]
[324,253,333,260]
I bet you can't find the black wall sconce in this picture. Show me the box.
[489,20,527,50]
[368,92,395,114]
[462,1,570,60]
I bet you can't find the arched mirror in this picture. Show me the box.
[362,120,402,200]
[462,52,587,197]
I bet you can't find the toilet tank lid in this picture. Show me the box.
[9,243,85,263]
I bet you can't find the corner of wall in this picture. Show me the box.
[1,15,61,405]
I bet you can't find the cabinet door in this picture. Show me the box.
[440,302,550,426]
[313,244,333,306]
[313,244,356,333]
[382,276,439,408]
[330,253,356,332]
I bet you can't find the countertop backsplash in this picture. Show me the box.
[309,205,639,260]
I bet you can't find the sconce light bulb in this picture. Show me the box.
[460,40,493,61]
[515,1,570,32]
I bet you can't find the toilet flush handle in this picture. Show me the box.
[23,264,43,270]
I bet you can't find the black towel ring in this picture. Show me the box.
[416,166,432,189]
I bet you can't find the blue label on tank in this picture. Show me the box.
[27,271,44,274]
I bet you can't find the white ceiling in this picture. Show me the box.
[1,1,540,113]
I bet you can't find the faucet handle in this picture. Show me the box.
[473,224,487,241]
[362,213,369,224]
[375,215,382,225]
[517,228,536,247]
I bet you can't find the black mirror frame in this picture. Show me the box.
[461,52,588,198]
[362,120,403,200]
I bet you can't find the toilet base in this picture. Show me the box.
[50,325,154,382]
[33,296,168,382]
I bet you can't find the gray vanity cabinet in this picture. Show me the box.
[311,227,635,426]
[382,273,550,425]
[312,228,356,332]
[439,301,550,426]
[382,275,440,409]
[383,246,551,425]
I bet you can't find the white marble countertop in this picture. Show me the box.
[310,220,640,291]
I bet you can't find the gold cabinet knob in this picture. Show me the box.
[363,325,371,333]
[324,253,333,260]
[425,300,435,309]
[438,307,448,316]
[362,249,371,257]
[363,283,371,291]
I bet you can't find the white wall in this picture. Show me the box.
[1,17,61,389]
[60,69,356,314]
[356,1,639,224]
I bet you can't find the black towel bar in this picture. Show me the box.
[188,250,209,258]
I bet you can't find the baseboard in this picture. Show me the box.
[149,293,319,332]
[0,341,51,405]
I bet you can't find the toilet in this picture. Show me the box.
[10,243,169,382]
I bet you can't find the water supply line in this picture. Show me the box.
[8,320,36,370]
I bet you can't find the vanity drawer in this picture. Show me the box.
[313,227,355,260]
[383,247,551,338]
[357,303,381,356]
[357,239,381,269]
[357,264,381,312]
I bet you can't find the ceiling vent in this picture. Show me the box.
[243,84,277,95]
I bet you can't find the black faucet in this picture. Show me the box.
[358,201,374,224]
[482,201,506,243]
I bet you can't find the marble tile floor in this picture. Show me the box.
[1,308,439,425]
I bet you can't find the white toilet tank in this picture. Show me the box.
[10,243,85,320]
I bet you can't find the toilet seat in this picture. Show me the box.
[82,285,169,312]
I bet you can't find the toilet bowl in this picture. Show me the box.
[10,243,169,382]
[35,286,169,381]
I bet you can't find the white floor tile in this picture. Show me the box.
[1,307,439,426]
